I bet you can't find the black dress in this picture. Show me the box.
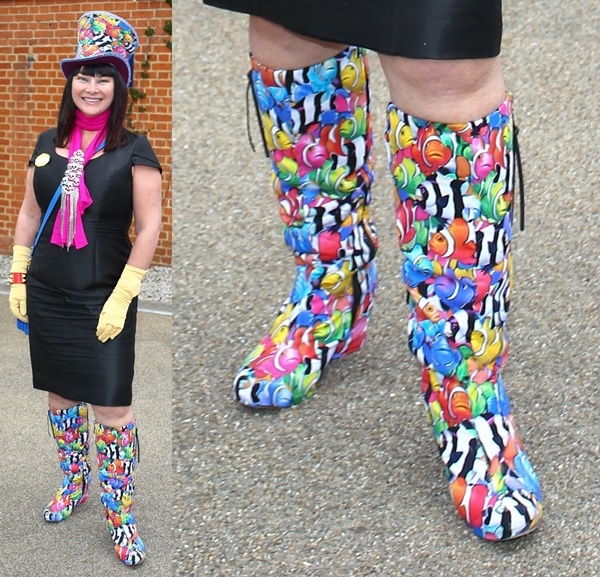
[27,129,162,406]
[203,0,503,59]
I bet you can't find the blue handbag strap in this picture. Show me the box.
[30,140,106,255]
[32,185,62,253]
[18,140,107,335]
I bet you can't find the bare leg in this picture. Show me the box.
[48,391,79,410]
[378,55,505,122]
[48,391,132,427]
[91,404,134,428]
[250,17,505,123]
[249,16,345,68]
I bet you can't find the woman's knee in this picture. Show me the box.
[91,405,134,428]
[378,55,506,122]
[48,392,80,410]
[249,16,346,69]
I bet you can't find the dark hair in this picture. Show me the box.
[55,63,128,151]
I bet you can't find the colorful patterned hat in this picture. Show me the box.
[60,11,139,87]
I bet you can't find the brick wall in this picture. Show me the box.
[0,0,172,266]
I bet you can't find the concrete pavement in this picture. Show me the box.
[0,300,171,577]
[173,1,600,576]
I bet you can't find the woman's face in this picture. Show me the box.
[71,72,115,117]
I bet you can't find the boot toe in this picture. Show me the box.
[444,417,543,541]
[477,489,542,541]
[450,474,542,540]
[234,371,293,408]
[115,537,146,566]
[43,506,70,523]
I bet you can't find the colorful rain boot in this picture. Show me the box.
[95,420,146,566]
[44,402,91,522]
[235,46,379,408]
[385,95,542,540]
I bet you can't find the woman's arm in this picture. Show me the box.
[127,164,163,269]
[13,166,42,247]
[96,164,162,343]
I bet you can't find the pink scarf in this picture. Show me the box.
[51,109,110,249]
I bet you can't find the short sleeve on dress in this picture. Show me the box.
[132,134,163,173]
[29,129,55,166]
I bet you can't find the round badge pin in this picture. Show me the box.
[34,153,50,167]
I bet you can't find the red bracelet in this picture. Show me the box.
[9,272,26,284]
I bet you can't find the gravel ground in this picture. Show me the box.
[173,1,600,576]
[0,255,172,304]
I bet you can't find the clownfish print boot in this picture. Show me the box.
[235,46,378,408]
[95,421,146,566]
[385,95,542,540]
[44,402,91,522]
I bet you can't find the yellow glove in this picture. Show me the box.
[96,264,146,343]
[9,245,31,323]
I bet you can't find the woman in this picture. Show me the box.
[8,12,162,566]
[202,1,543,540]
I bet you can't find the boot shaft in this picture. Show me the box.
[45,402,91,522]
[234,48,380,409]
[48,402,90,463]
[249,46,378,268]
[94,420,145,565]
[385,100,542,540]
[94,420,138,481]
[94,421,139,519]
[385,97,518,428]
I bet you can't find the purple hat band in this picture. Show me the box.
[61,53,132,86]
[60,11,139,87]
